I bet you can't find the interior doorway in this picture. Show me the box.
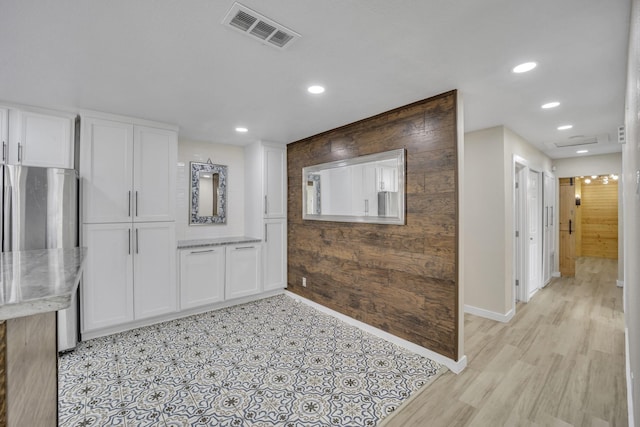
[513,159,545,304]
[559,175,619,277]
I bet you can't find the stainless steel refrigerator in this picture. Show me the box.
[2,165,79,351]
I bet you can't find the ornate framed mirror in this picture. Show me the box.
[190,161,227,225]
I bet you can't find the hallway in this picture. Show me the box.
[385,257,627,426]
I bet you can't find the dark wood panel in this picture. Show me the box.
[287,90,460,360]
[0,321,5,427]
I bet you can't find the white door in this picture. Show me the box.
[82,223,134,332]
[542,173,556,285]
[179,247,225,310]
[11,109,74,168]
[226,244,262,299]
[528,170,542,297]
[133,126,177,222]
[133,222,177,320]
[264,145,286,218]
[81,118,134,223]
[264,218,287,291]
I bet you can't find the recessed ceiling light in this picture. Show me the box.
[557,125,573,130]
[235,127,248,133]
[307,85,325,94]
[585,178,591,184]
[591,175,598,179]
[542,102,560,109]
[576,150,589,154]
[512,62,537,73]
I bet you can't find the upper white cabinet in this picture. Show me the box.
[81,116,177,224]
[0,104,75,168]
[264,145,286,218]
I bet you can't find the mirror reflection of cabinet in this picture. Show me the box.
[190,161,227,225]
[302,149,405,225]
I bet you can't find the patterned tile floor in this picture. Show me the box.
[59,295,443,426]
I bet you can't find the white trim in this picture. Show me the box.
[626,327,636,427]
[285,291,467,374]
[464,304,514,323]
[82,289,285,341]
[617,280,624,288]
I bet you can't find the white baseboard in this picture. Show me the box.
[626,327,636,427]
[617,280,624,288]
[464,304,514,323]
[552,271,561,278]
[284,291,467,374]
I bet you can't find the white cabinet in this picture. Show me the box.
[245,141,287,292]
[543,172,556,285]
[264,219,287,291]
[264,145,287,218]
[80,112,178,338]
[133,222,177,320]
[376,166,398,191]
[0,107,8,165]
[226,244,262,300]
[82,222,177,334]
[81,117,177,224]
[179,247,225,310]
[0,105,75,168]
[81,223,134,332]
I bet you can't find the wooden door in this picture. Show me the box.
[559,178,576,277]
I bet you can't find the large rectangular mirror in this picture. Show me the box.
[190,161,227,225]
[302,149,405,225]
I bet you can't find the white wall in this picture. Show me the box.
[464,126,553,318]
[623,1,640,423]
[553,153,622,178]
[464,127,507,315]
[176,139,245,241]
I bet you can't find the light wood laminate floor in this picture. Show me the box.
[385,257,627,427]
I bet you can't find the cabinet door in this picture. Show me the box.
[179,247,225,310]
[0,107,8,165]
[225,244,262,300]
[264,145,286,218]
[82,223,134,332]
[133,222,177,320]
[264,219,287,291]
[133,126,177,222]
[81,118,134,223]
[12,109,74,168]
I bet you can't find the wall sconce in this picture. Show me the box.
[575,195,581,206]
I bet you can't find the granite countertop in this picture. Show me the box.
[177,236,262,249]
[0,247,87,321]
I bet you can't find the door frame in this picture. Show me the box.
[513,155,544,305]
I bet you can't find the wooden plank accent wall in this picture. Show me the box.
[581,180,618,259]
[287,91,459,360]
[0,321,6,427]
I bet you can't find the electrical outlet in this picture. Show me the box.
[302,277,307,287]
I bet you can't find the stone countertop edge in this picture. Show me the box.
[0,247,87,321]
[177,236,262,249]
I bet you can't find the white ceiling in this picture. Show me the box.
[0,0,631,159]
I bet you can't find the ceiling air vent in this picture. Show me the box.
[222,3,301,50]
[553,137,599,148]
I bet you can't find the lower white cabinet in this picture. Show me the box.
[225,243,262,300]
[179,247,225,310]
[82,222,176,334]
[82,223,134,332]
[264,219,287,291]
[133,222,177,320]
